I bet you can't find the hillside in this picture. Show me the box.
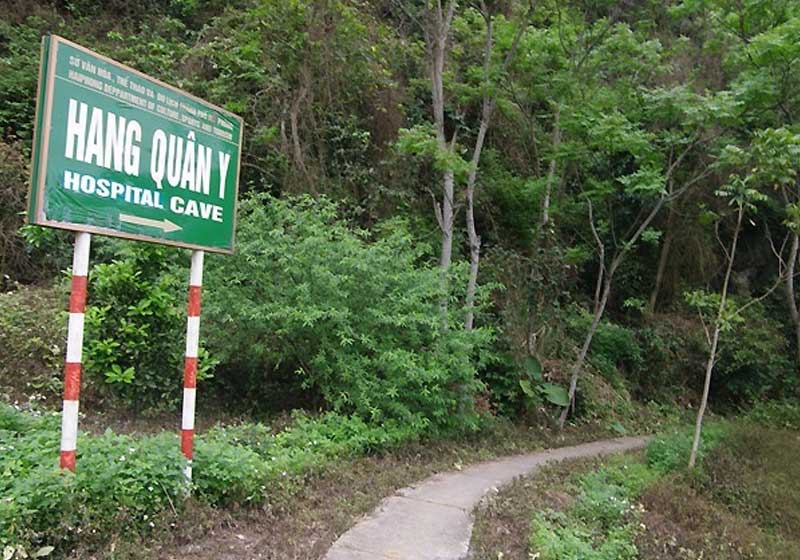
[1,0,799,558]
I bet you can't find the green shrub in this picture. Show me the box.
[646,423,726,473]
[0,17,47,144]
[0,403,434,554]
[577,459,659,504]
[529,459,649,560]
[192,437,267,505]
[633,317,706,402]
[83,245,215,409]
[0,404,187,551]
[198,411,420,503]
[569,483,631,530]
[205,195,491,432]
[714,303,795,404]
[0,287,64,403]
[567,309,643,386]
[746,400,800,431]
[530,518,639,560]
[0,141,36,284]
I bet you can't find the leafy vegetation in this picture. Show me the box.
[1,0,800,556]
[528,426,723,559]
[204,195,492,432]
[0,403,428,554]
[474,408,800,559]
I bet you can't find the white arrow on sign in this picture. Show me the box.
[119,213,182,233]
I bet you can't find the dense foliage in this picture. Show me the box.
[204,195,491,431]
[1,0,800,554]
[2,0,799,421]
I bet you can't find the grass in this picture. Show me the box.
[636,425,800,559]
[471,456,615,559]
[471,417,800,560]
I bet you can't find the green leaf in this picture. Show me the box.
[540,383,570,407]
[519,379,536,398]
[609,421,628,435]
[524,356,543,381]
[33,547,55,558]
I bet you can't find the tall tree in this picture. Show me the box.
[424,0,459,308]
[463,1,536,330]
[685,175,772,468]
[549,22,726,427]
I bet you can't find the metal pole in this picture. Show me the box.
[180,250,204,481]
[60,231,91,471]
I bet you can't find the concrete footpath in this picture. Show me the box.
[323,435,649,560]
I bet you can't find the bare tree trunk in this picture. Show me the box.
[559,276,611,428]
[425,1,457,318]
[440,169,455,274]
[464,2,535,331]
[689,323,720,469]
[648,212,674,313]
[689,205,743,469]
[464,118,488,330]
[464,7,494,332]
[589,201,605,314]
[786,232,800,371]
[541,105,561,228]
[289,84,316,194]
[648,179,675,313]
[289,89,306,172]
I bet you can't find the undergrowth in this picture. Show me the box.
[528,425,725,559]
[528,406,800,560]
[0,403,421,557]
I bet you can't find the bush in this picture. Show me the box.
[193,411,418,505]
[192,437,267,505]
[0,404,432,555]
[205,195,491,432]
[745,400,800,431]
[0,141,35,284]
[713,302,795,404]
[529,458,651,560]
[530,516,639,560]
[0,17,46,144]
[83,245,215,410]
[646,423,726,473]
[567,309,643,387]
[0,404,187,552]
[0,286,64,403]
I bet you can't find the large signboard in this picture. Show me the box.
[28,35,243,253]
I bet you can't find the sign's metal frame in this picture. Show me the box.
[27,34,244,254]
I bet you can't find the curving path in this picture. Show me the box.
[323,435,649,560]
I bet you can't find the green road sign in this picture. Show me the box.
[28,35,243,253]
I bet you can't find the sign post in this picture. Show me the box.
[28,35,242,472]
[60,231,91,471]
[180,250,204,481]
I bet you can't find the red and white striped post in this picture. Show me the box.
[180,250,204,481]
[60,231,91,471]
